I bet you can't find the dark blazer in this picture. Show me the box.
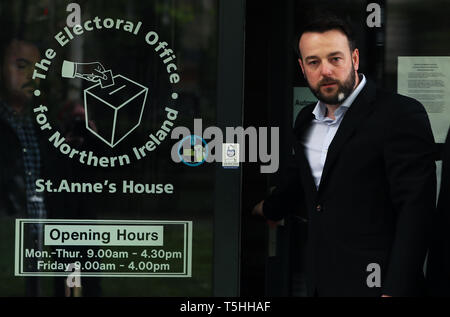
[426,129,450,296]
[264,79,437,297]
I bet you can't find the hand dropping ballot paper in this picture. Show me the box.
[62,60,148,148]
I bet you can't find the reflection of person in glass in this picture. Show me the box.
[0,39,44,219]
[0,37,100,297]
[253,13,436,297]
[0,38,48,296]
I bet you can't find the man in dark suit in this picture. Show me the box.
[253,14,436,297]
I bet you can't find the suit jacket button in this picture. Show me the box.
[316,204,323,212]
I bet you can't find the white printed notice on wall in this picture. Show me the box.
[398,57,450,143]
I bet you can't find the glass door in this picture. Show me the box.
[0,0,244,297]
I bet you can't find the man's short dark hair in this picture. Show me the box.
[296,13,356,59]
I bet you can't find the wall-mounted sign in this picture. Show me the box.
[398,56,450,143]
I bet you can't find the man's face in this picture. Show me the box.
[298,29,359,105]
[2,40,40,103]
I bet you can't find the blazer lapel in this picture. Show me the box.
[293,104,318,195]
[319,80,377,191]
[294,104,315,138]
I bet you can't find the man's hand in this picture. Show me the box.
[74,62,107,82]
[62,60,107,82]
[252,200,265,217]
[252,200,282,228]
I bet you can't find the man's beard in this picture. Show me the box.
[307,64,356,105]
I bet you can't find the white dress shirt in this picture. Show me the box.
[302,75,367,189]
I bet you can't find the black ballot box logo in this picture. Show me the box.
[62,61,149,148]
